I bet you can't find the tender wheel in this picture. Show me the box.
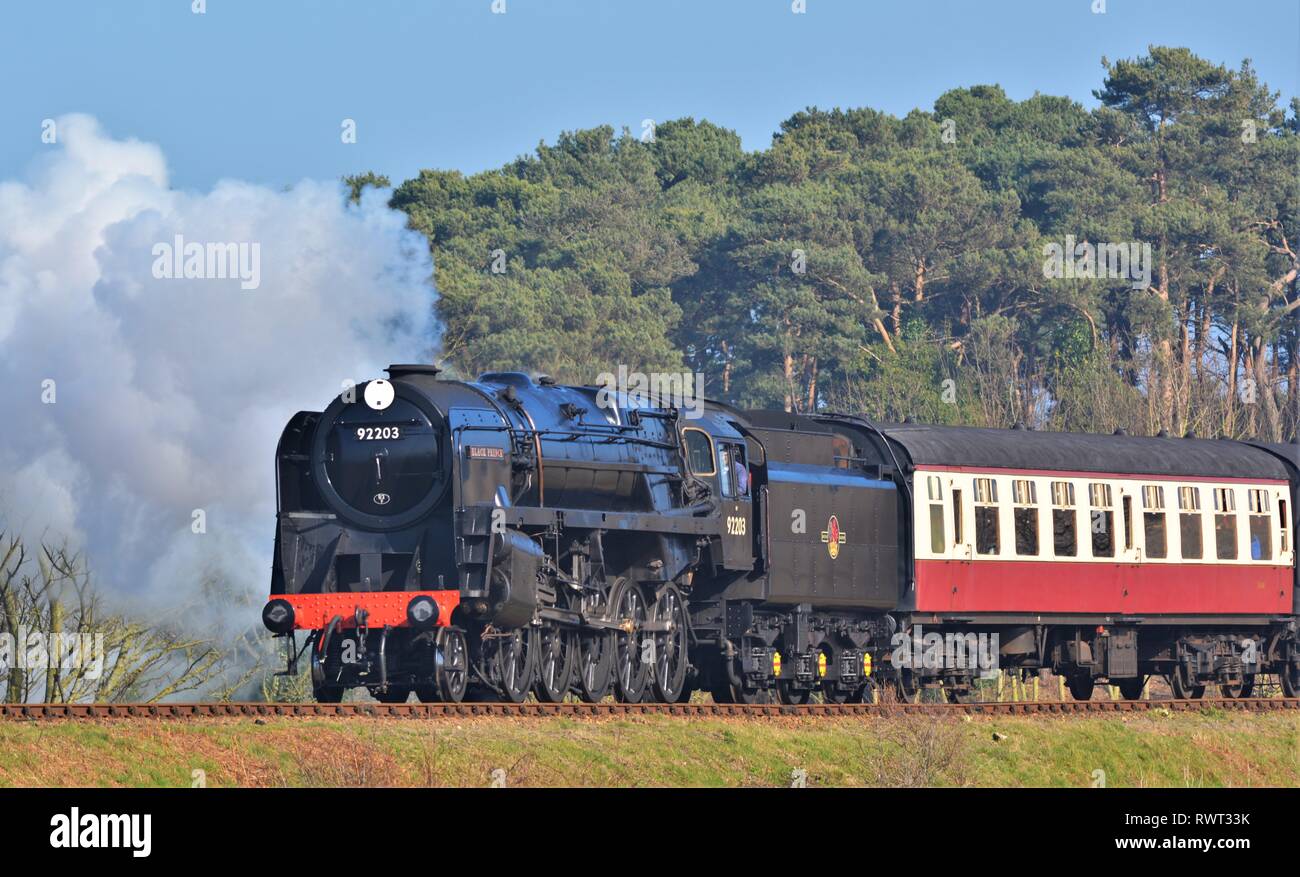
[435,627,469,703]
[821,684,850,705]
[729,683,773,704]
[944,684,976,704]
[610,579,650,703]
[651,584,689,703]
[534,624,575,703]
[1219,674,1255,698]
[851,678,880,704]
[1282,661,1300,698]
[1067,675,1095,701]
[492,627,537,703]
[894,668,920,703]
[1168,665,1205,700]
[778,681,813,705]
[1116,676,1146,700]
[374,686,410,704]
[709,678,735,704]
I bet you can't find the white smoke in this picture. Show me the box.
[0,114,435,626]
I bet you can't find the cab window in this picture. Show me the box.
[683,429,715,476]
[719,443,749,499]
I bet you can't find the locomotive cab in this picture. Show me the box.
[682,425,753,571]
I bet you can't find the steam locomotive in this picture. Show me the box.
[263,367,1300,703]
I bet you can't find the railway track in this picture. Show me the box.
[0,698,1297,720]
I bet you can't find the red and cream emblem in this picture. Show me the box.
[821,515,847,559]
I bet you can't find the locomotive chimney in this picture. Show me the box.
[386,364,442,379]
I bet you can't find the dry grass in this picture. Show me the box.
[0,710,1293,788]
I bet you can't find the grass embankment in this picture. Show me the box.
[0,710,1295,788]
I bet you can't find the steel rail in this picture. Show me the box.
[0,698,1296,720]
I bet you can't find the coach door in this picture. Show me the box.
[1116,484,1143,564]
[717,440,754,570]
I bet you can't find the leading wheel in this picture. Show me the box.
[435,627,469,703]
[651,584,689,703]
[610,579,650,703]
[534,623,575,703]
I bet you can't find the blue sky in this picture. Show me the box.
[2,0,1297,190]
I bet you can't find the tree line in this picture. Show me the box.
[362,46,1298,441]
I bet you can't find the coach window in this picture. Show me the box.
[1051,481,1077,557]
[1281,497,1291,554]
[682,429,716,477]
[1214,488,1238,560]
[1089,483,1114,558]
[1247,489,1272,561]
[974,478,1000,555]
[1178,486,1203,560]
[1121,495,1135,551]
[927,476,945,554]
[952,488,964,546]
[1012,479,1039,556]
[1141,486,1167,559]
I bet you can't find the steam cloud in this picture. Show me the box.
[0,114,435,625]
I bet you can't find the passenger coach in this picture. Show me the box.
[851,423,1298,700]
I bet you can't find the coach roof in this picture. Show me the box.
[877,423,1291,482]
[1244,440,1300,475]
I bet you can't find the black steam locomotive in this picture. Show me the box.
[264,367,1300,704]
